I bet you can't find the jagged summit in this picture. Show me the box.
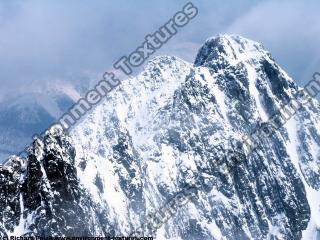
[1,35,320,240]
[194,34,270,67]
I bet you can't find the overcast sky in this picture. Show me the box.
[0,0,319,98]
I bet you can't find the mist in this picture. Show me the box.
[0,0,319,98]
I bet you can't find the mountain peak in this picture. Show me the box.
[194,34,270,67]
[1,34,320,239]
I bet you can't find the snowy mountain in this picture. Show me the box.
[1,34,320,239]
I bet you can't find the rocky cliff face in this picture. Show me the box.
[1,35,320,240]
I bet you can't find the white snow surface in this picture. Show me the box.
[41,35,320,239]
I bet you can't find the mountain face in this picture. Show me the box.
[1,34,320,240]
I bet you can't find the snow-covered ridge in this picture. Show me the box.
[1,34,320,240]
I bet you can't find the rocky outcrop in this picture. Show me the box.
[1,35,320,239]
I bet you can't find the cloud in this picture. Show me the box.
[0,0,318,98]
[226,0,320,84]
[0,1,182,92]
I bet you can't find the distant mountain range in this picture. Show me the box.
[0,81,86,161]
